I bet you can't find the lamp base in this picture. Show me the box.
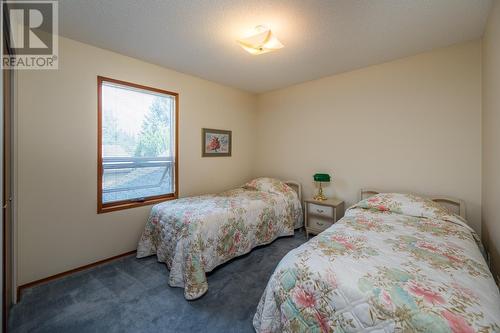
[313,182,328,201]
[313,194,328,201]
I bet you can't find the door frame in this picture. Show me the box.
[2,4,14,331]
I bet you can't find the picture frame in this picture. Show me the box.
[202,128,232,157]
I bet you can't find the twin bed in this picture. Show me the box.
[254,190,500,332]
[137,177,303,300]
[137,178,500,332]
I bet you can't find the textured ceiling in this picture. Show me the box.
[59,0,492,93]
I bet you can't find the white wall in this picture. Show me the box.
[16,37,257,285]
[482,0,500,281]
[255,41,482,232]
[17,37,485,287]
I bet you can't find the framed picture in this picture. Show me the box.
[202,128,232,157]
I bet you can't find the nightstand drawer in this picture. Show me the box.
[308,216,333,231]
[308,203,333,218]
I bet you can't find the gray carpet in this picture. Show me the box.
[9,231,307,333]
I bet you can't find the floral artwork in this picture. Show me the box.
[202,128,231,157]
[254,193,500,333]
[137,178,303,300]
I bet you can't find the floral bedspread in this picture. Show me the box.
[254,193,500,333]
[137,178,302,300]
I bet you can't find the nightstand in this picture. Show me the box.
[304,198,345,238]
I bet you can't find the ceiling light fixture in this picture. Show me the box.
[237,25,284,55]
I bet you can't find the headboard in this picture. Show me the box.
[360,189,466,219]
[284,181,302,202]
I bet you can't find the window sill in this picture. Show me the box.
[98,194,177,214]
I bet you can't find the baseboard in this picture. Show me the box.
[16,250,137,301]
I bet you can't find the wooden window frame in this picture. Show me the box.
[97,76,179,214]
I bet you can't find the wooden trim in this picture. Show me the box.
[17,250,137,301]
[98,76,179,97]
[175,88,179,206]
[97,76,179,214]
[99,194,176,213]
[97,76,103,212]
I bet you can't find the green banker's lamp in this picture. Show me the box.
[313,173,331,201]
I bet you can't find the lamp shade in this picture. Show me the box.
[237,25,284,55]
[313,173,331,182]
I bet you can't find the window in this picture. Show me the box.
[97,76,178,213]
